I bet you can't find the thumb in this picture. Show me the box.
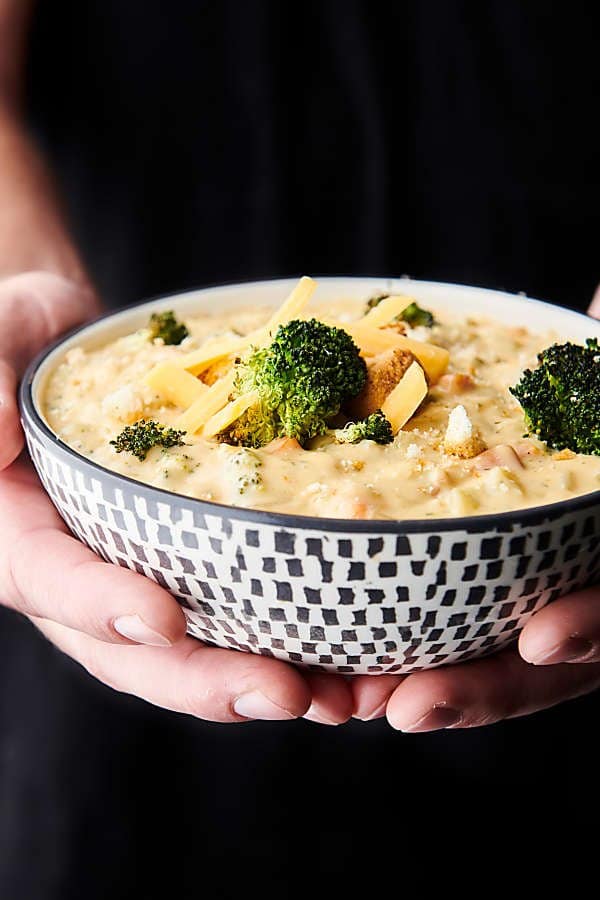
[588,284,600,320]
[0,271,98,470]
[0,271,98,373]
[0,358,21,469]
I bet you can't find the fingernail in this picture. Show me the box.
[113,614,172,647]
[402,704,462,733]
[353,699,389,722]
[529,636,594,665]
[233,691,296,721]
[303,706,342,726]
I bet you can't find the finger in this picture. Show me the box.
[0,271,98,373]
[0,272,98,472]
[589,284,600,319]
[0,461,187,646]
[385,648,600,732]
[351,674,406,721]
[33,618,312,723]
[6,528,188,645]
[0,358,23,469]
[519,587,600,665]
[302,672,354,725]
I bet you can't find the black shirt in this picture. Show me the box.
[26,0,600,310]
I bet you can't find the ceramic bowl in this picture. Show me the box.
[19,278,600,674]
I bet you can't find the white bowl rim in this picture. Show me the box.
[19,275,600,533]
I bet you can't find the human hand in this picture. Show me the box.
[0,271,100,466]
[351,294,600,730]
[0,273,353,725]
[8,464,352,723]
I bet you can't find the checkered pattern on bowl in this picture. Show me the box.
[20,425,600,674]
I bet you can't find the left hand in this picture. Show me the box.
[0,273,353,727]
[351,293,600,730]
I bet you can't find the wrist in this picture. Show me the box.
[0,108,96,298]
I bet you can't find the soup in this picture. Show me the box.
[43,280,600,519]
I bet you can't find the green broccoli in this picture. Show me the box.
[333,410,394,445]
[221,318,367,447]
[110,419,186,460]
[400,302,435,328]
[148,310,189,345]
[225,447,264,494]
[510,338,600,455]
[366,292,390,311]
[224,405,279,449]
[365,294,435,327]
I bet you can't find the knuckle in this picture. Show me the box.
[176,646,222,718]
[176,645,240,721]
[179,684,227,721]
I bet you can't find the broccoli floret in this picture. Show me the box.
[400,302,435,328]
[333,410,394,445]
[222,405,279,449]
[224,447,264,494]
[510,338,600,455]
[366,292,390,311]
[110,419,186,460]
[365,294,435,327]
[221,318,367,447]
[148,310,189,345]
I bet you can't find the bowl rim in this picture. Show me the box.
[19,275,600,534]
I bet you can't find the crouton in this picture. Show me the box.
[347,348,415,419]
[552,448,577,461]
[200,358,234,386]
[443,405,486,458]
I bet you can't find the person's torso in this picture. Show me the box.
[27,0,600,310]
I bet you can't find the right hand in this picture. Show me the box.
[0,272,353,724]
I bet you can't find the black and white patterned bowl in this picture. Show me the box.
[19,278,600,674]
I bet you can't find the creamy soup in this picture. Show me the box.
[43,293,600,519]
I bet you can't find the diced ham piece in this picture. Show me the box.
[514,440,543,459]
[473,444,524,474]
[436,373,475,393]
[264,437,303,454]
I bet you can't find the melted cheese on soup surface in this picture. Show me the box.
[43,299,600,519]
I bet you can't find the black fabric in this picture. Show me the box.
[1,2,599,895]
[25,0,600,310]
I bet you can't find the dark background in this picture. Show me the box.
[1,1,598,896]
[26,0,600,310]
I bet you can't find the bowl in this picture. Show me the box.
[19,277,600,674]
